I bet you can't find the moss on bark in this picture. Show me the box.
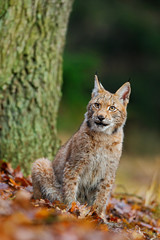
[0,0,74,174]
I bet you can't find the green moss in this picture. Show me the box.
[0,0,74,174]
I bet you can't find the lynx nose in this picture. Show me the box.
[98,115,105,121]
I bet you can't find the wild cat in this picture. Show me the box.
[31,75,131,219]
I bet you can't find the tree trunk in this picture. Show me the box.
[0,0,74,174]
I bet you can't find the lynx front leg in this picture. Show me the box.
[32,158,62,202]
[62,159,86,207]
[93,172,115,219]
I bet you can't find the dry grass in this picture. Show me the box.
[115,155,160,202]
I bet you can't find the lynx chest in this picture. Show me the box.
[80,142,121,188]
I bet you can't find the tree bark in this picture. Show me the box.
[0,0,74,174]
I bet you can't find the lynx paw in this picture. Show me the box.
[92,204,107,223]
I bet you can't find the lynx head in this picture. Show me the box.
[85,75,131,134]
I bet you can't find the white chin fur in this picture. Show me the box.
[93,123,112,133]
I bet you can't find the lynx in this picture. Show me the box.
[31,75,131,219]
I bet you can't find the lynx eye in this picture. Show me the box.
[94,103,100,108]
[109,106,116,111]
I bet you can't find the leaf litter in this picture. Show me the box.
[0,160,160,240]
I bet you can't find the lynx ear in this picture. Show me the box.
[115,82,131,106]
[92,75,105,97]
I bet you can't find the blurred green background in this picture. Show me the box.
[57,0,160,196]
[58,0,160,154]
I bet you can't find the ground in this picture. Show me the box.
[0,160,160,240]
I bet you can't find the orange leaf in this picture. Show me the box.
[35,208,50,219]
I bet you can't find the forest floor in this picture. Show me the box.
[0,160,160,240]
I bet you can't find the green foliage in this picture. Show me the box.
[58,51,101,133]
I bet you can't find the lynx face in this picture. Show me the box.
[85,76,131,134]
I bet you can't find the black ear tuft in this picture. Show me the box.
[128,77,131,83]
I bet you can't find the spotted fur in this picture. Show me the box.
[31,76,131,219]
